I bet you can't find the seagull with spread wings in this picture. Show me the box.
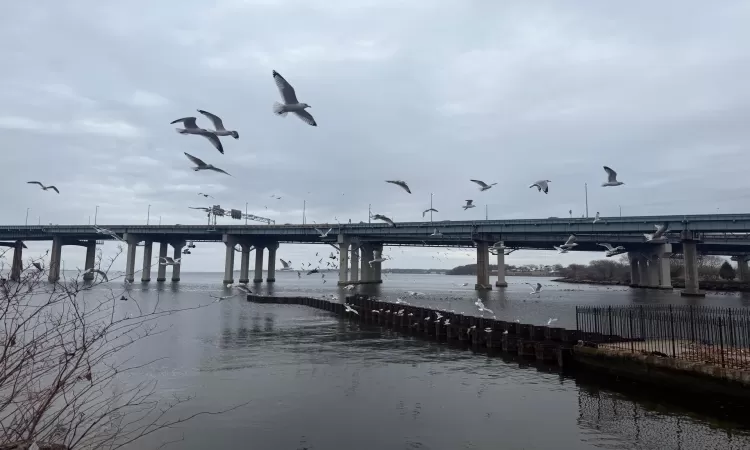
[470,179,497,191]
[184,152,231,176]
[386,180,411,194]
[197,109,239,139]
[602,166,624,187]
[171,117,225,154]
[27,181,59,193]
[462,200,475,210]
[271,70,317,126]
[529,180,551,194]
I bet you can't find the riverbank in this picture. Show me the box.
[553,277,750,292]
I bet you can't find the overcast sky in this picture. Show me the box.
[1,1,748,273]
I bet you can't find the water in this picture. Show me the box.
[92,273,750,449]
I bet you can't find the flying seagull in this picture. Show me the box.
[171,117,225,154]
[184,152,231,176]
[315,227,333,238]
[197,109,239,139]
[198,193,214,198]
[386,180,411,194]
[560,235,578,249]
[307,268,319,275]
[602,166,624,187]
[593,212,601,224]
[430,228,442,237]
[470,179,497,191]
[344,304,359,315]
[371,214,396,227]
[529,180,551,194]
[528,282,542,294]
[462,200,475,210]
[422,208,438,217]
[189,206,211,212]
[369,255,390,267]
[554,245,569,254]
[272,70,316,126]
[280,259,292,270]
[27,181,59,193]
[645,223,669,242]
[598,243,626,256]
[159,257,181,266]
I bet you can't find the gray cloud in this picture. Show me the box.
[2,1,749,271]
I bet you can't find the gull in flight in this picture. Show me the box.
[198,192,214,199]
[369,255,390,267]
[171,117,225,154]
[272,70,317,126]
[197,109,239,139]
[27,181,59,193]
[601,166,624,187]
[371,214,396,227]
[470,179,497,191]
[430,228,442,237]
[307,268,319,275]
[386,180,411,194]
[593,212,601,224]
[344,304,359,315]
[159,257,181,266]
[547,318,558,326]
[504,248,518,255]
[422,208,438,217]
[529,180,551,194]
[279,259,292,270]
[645,223,669,242]
[475,299,493,315]
[189,206,211,212]
[93,225,125,242]
[554,245,569,254]
[315,227,333,238]
[210,293,236,302]
[598,243,626,257]
[184,152,231,176]
[462,200,475,210]
[528,282,542,294]
[560,235,578,249]
[83,268,108,282]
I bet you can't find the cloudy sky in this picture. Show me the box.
[1,1,749,273]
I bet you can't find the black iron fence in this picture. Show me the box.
[576,305,750,369]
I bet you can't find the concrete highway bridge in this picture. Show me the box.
[4,213,750,297]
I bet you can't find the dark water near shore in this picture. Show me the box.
[91,273,750,449]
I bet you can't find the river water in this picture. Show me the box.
[94,273,750,449]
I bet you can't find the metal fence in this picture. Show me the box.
[576,305,750,370]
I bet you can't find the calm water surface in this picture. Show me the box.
[94,273,750,449]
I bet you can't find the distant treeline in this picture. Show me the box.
[555,255,733,284]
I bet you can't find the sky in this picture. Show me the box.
[1,1,748,273]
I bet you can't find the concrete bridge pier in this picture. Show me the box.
[350,244,359,284]
[628,252,640,287]
[157,242,168,281]
[253,245,265,283]
[171,241,185,282]
[732,255,750,282]
[360,243,373,284]
[494,241,507,288]
[239,244,252,284]
[267,242,278,282]
[651,243,672,289]
[337,235,350,285]
[141,240,153,282]
[475,240,492,290]
[637,254,649,288]
[681,232,705,297]
[10,240,24,282]
[223,234,237,285]
[123,234,140,283]
[82,240,97,281]
[371,243,383,283]
[48,236,63,283]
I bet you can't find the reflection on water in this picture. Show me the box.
[79,272,750,450]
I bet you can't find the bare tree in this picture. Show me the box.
[0,245,246,449]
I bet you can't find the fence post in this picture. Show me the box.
[718,316,725,367]
[608,306,613,341]
[639,305,646,340]
[629,309,634,353]
[728,308,735,348]
[689,305,696,343]
[669,305,676,358]
[575,306,579,332]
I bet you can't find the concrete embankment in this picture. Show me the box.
[247,294,750,400]
[554,277,750,292]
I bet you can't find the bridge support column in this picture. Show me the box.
[253,245,264,283]
[48,236,63,283]
[10,240,24,282]
[734,256,750,282]
[267,242,278,282]
[239,244,251,284]
[156,242,168,281]
[637,255,649,288]
[652,243,672,289]
[123,234,140,283]
[171,241,184,282]
[350,245,359,284]
[82,240,96,281]
[681,238,704,297]
[628,252,640,287]
[371,243,383,283]
[338,235,350,285]
[360,244,372,283]
[475,241,492,290]
[223,235,237,285]
[141,241,153,282]
[495,243,507,287]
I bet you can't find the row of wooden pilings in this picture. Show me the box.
[248,294,582,367]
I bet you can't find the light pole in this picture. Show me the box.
[619,205,622,217]
[147,204,151,225]
[584,183,589,218]
[430,193,434,223]
[94,206,99,225]
[25,208,30,226]
[302,200,306,224]
[368,204,371,224]
[159,216,162,225]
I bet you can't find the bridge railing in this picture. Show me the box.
[576,304,750,370]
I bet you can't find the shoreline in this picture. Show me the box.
[553,278,750,293]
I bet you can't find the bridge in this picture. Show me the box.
[4,213,750,297]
